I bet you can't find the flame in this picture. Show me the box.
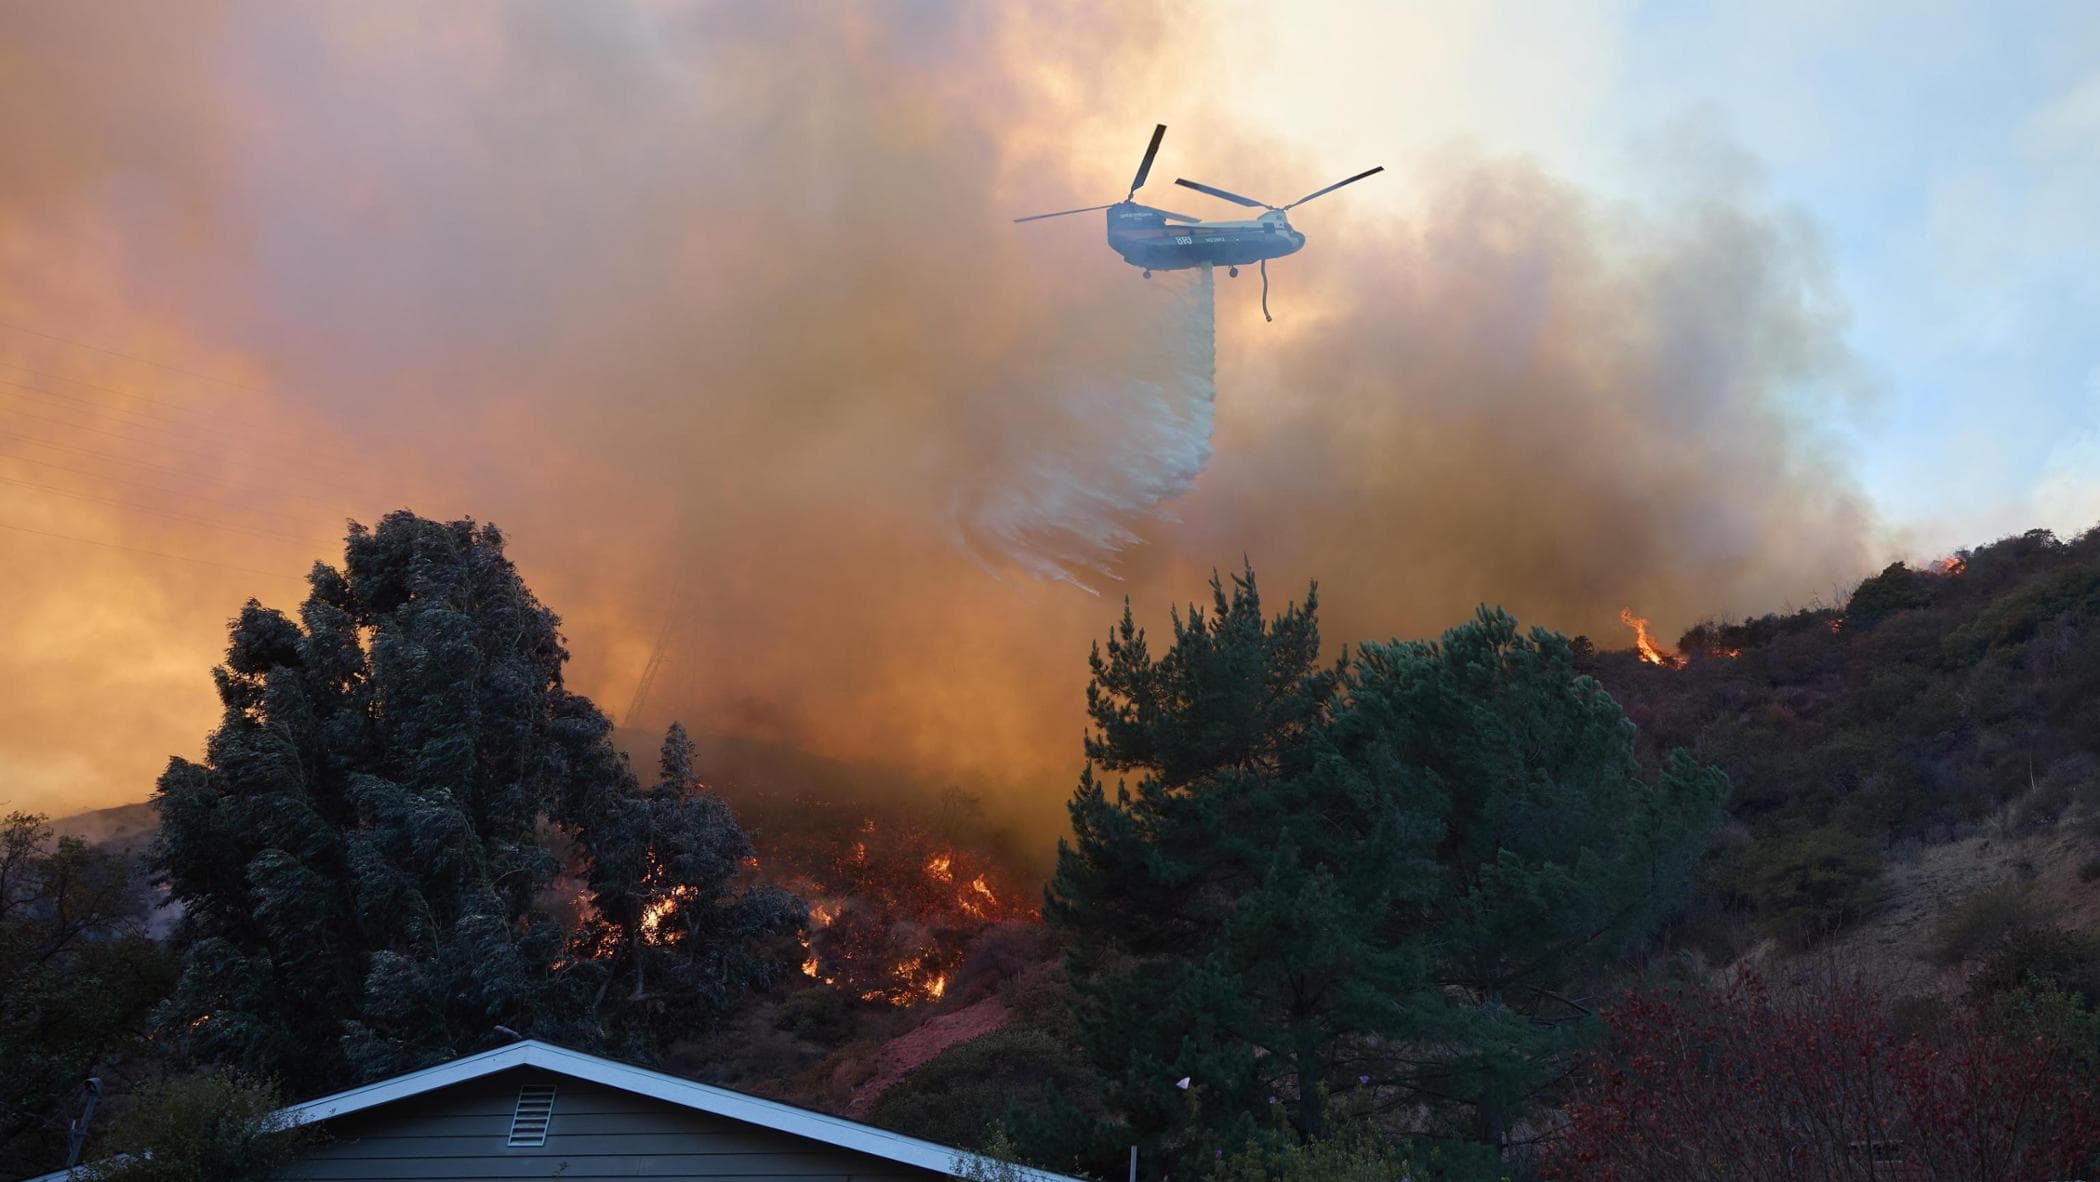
[189,1013,212,1029]
[925,853,953,881]
[1618,608,1681,668]
[640,883,698,944]
[802,951,821,978]
[1927,554,1967,576]
[1830,617,1843,634]
[925,974,948,1000]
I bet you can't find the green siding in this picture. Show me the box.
[278,1068,946,1181]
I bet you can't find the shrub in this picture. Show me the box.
[1548,974,2100,1180]
[1207,1128,1506,1182]
[772,984,857,1044]
[81,1072,317,1182]
[1966,925,2100,1007]
[1928,881,2047,967]
[868,1026,1102,1152]
[1733,826,1883,948]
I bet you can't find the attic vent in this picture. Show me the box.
[507,1083,557,1147]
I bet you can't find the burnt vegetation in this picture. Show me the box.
[6,516,2100,1181]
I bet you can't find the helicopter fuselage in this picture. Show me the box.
[1105,203,1305,272]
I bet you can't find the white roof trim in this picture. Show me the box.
[24,1040,1085,1182]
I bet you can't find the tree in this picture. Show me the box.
[572,723,802,1045]
[1331,608,1726,1145]
[152,512,786,1093]
[1046,575,1723,1174]
[0,812,173,1179]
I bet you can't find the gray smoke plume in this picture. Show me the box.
[0,3,1877,838]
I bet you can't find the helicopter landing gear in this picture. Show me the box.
[1229,266,1239,278]
[1142,269,1152,279]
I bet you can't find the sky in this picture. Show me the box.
[1,1,2095,827]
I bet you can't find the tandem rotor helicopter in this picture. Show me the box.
[1013,124,1382,320]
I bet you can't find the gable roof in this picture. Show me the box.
[25,1039,1087,1182]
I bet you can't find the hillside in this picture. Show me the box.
[859,527,2100,1149]
[27,524,2100,1178]
[1580,526,2100,959]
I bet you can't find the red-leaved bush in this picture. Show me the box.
[1546,974,2099,1181]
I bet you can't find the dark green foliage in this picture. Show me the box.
[152,512,789,1094]
[0,812,175,1179]
[867,1026,1099,1152]
[771,985,858,1045]
[80,1071,317,1182]
[1208,1127,1507,1182]
[1966,926,2100,1008]
[1330,609,1726,1145]
[1842,562,1939,633]
[1045,572,1724,1173]
[1716,825,1884,949]
[1929,881,2048,967]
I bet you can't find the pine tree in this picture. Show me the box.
[1045,574,1725,1172]
[1332,606,1725,1146]
[1047,567,1393,1167]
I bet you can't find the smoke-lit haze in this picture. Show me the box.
[2,2,1880,832]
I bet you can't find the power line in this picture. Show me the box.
[0,366,365,471]
[0,519,306,582]
[0,474,322,545]
[0,399,383,500]
[0,452,316,530]
[0,319,275,398]
[0,428,358,509]
[0,359,201,416]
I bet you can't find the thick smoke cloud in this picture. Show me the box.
[0,2,1874,834]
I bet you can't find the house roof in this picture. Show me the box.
[24,1038,1087,1182]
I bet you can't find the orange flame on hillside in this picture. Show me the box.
[1619,608,1682,668]
[1928,554,1967,576]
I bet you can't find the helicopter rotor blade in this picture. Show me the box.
[1283,166,1385,210]
[1128,124,1167,196]
[1174,178,1269,209]
[1013,203,1116,223]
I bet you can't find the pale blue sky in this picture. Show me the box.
[1219,0,2100,554]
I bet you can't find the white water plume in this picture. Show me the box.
[958,264,1218,591]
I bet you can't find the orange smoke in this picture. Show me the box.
[0,2,1880,838]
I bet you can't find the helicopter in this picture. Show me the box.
[1013,124,1382,320]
